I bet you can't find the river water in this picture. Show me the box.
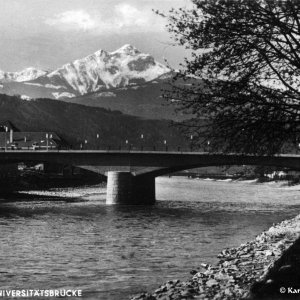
[0,177,300,300]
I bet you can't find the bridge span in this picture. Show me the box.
[0,150,299,204]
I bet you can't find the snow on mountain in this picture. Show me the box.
[0,45,172,101]
[31,44,171,96]
[0,67,48,82]
[52,92,76,99]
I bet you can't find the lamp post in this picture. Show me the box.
[190,135,193,152]
[207,140,210,152]
[96,133,99,150]
[140,134,144,151]
[4,126,8,151]
[85,139,88,150]
[164,140,168,152]
[49,134,53,150]
[46,133,49,151]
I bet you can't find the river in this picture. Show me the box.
[0,177,299,299]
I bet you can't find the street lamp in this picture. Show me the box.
[164,140,168,152]
[4,126,8,151]
[207,140,210,152]
[190,135,193,152]
[140,134,144,151]
[46,133,49,151]
[96,133,99,150]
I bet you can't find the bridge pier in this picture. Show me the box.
[106,171,155,205]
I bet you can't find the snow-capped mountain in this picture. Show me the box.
[22,44,171,99]
[0,67,47,82]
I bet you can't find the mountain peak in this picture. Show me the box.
[112,44,140,55]
[94,49,108,57]
[2,45,170,98]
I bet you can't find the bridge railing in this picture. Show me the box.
[64,145,212,153]
[59,144,300,154]
[0,145,212,153]
[1,144,300,154]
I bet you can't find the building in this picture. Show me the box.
[0,131,65,150]
[0,121,69,180]
[0,121,67,150]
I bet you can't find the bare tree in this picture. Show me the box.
[160,0,300,154]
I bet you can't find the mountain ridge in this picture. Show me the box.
[0,44,171,100]
[0,67,48,83]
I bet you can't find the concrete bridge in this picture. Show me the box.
[0,150,299,204]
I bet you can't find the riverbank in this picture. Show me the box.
[131,214,300,300]
[0,171,105,194]
[198,177,300,187]
[0,183,107,202]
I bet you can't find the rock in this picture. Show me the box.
[132,293,156,300]
[180,290,193,298]
[228,265,238,271]
[239,261,252,266]
[240,254,253,258]
[193,295,207,299]
[157,296,171,300]
[205,279,218,287]
[154,286,167,294]
[204,270,214,276]
[214,273,232,281]
[265,250,274,257]
[224,288,233,296]
[221,261,230,267]
[193,272,204,280]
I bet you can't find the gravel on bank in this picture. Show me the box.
[12,183,107,200]
[131,214,300,300]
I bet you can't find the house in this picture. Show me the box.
[0,126,67,150]
[0,121,69,179]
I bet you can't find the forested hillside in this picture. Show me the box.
[0,94,187,150]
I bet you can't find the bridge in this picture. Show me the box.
[0,150,299,204]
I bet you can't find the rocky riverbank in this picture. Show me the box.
[131,214,300,300]
[0,183,107,202]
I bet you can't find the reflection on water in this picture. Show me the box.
[0,177,299,300]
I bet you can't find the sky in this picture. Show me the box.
[0,0,192,71]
